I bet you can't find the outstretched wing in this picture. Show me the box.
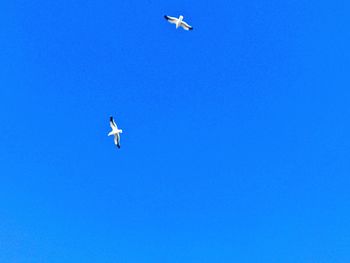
[114,134,121,148]
[164,15,178,25]
[180,21,193,30]
[110,116,118,129]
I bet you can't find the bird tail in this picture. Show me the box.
[108,131,114,136]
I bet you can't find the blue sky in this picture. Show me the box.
[1,0,350,262]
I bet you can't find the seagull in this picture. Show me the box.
[108,116,123,149]
[164,15,193,31]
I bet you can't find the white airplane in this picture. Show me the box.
[108,116,123,149]
[164,15,193,31]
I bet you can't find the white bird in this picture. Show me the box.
[108,116,123,149]
[164,15,193,31]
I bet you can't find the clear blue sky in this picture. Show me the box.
[1,0,350,262]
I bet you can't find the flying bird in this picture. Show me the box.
[164,15,193,31]
[108,116,123,149]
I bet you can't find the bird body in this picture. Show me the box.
[176,15,184,28]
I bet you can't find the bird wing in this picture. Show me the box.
[114,134,120,148]
[110,116,118,130]
[180,21,193,30]
[164,15,178,24]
